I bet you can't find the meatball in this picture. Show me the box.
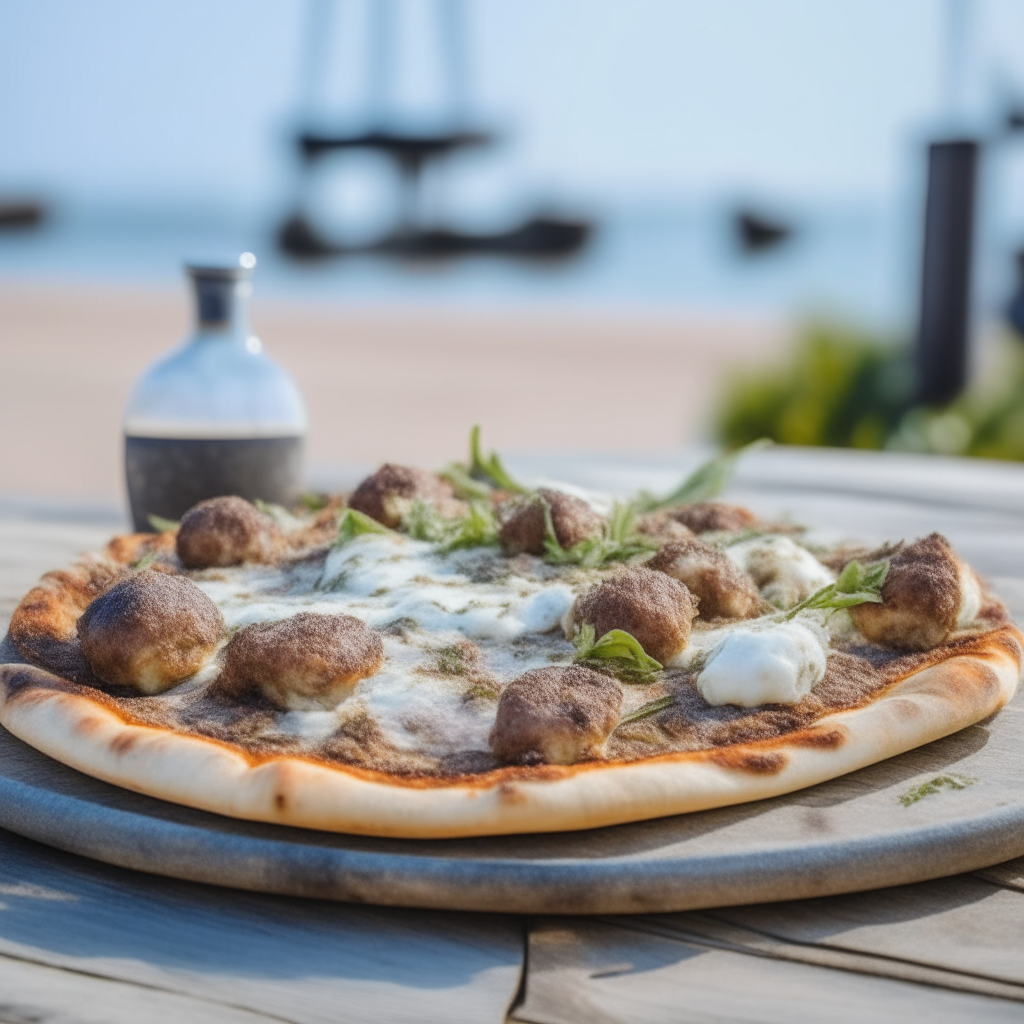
[849,533,980,652]
[218,612,384,710]
[77,570,223,693]
[668,501,758,534]
[635,511,695,545]
[176,496,284,569]
[499,489,605,556]
[489,664,622,765]
[564,566,697,663]
[648,539,761,620]
[348,464,464,529]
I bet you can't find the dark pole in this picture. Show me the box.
[915,139,979,405]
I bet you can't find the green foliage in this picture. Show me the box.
[335,508,393,545]
[543,500,658,568]
[618,695,674,727]
[636,439,772,513]
[717,325,914,450]
[147,514,179,533]
[900,773,975,807]
[572,624,663,683]
[133,551,160,570]
[403,498,499,551]
[442,425,528,499]
[297,492,330,512]
[783,558,889,620]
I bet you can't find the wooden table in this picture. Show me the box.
[2,447,1024,1024]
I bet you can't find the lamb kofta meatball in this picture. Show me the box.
[668,501,758,535]
[564,566,697,663]
[849,533,982,652]
[635,510,695,545]
[218,612,384,710]
[499,489,605,556]
[648,539,761,620]
[489,664,622,765]
[347,464,464,529]
[176,496,284,569]
[77,570,223,693]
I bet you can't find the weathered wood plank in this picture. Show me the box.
[0,829,523,1024]
[513,918,1024,1024]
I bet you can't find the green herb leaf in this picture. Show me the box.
[403,498,499,551]
[617,695,674,727]
[638,438,772,512]
[438,463,493,501]
[133,551,160,570]
[254,498,303,530]
[573,625,663,683]
[543,500,658,568]
[900,773,975,807]
[147,514,179,533]
[335,508,394,545]
[298,492,329,512]
[403,500,453,543]
[782,558,889,620]
[468,425,528,494]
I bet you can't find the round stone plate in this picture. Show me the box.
[2,448,1024,914]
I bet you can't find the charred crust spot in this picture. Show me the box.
[668,501,758,534]
[216,612,384,710]
[347,464,463,528]
[109,732,138,755]
[490,664,623,765]
[850,533,962,652]
[647,539,760,621]
[274,792,287,811]
[76,570,223,693]
[787,727,845,749]
[499,489,605,556]
[176,496,285,569]
[709,748,787,774]
[568,566,697,663]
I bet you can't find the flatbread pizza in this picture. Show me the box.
[1,433,1020,839]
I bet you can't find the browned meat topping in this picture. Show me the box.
[499,489,605,556]
[215,611,384,710]
[850,533,963,652]
[648,539,761,620]
[490,664,622,765]
[565,566,698,663]
[77,570,223,693]
[668,501,758,534]
[347,464,464,529]
[176,496,285,569]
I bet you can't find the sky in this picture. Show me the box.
[4,0,1024,222]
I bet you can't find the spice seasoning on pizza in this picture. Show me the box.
[1,438,1021,839]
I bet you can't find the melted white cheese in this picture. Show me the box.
[958,564,982,628]
[696,621,828,707]
[726,536,833,608]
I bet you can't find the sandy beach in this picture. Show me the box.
[0,281,787,502]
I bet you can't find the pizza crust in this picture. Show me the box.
[1,624,1019,838]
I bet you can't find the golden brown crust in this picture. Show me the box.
[176,497,285,569]
[489,665,622,765]
[498,489,605,556]
[77,571,223,693]
[215,612,384,710]
[668,501,758,534]
[348,464,464,529]
[850,534,962,652]
[647,539,761,620]
[566,566,698,663]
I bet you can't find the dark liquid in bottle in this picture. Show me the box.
[125,435,304,532]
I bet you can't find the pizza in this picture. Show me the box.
[1,434,1020,839]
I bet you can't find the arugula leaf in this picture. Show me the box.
[636,438,772,512]
[403,500,453,543]
[335,508,394,546]
[543,500,658,568]
[403,498,499,551]
[438,463,493,501]
[782,558,889,620]
[147,514,179,533]
[297,492,329,512]
[617,695,674,727]
[133,551,160,570]
[468,424,528,493]
[572,624,663,683]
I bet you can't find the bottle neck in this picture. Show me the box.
[191,274,252,338]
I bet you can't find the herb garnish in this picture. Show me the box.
[543,500,658,569]
[335,508,394,546]
[572,624,663,683]
[441,425,528,498]
[147,514,179,533]
[900,773,976,806]
[635,438,771,513]
[404,498,500,551]
[133,551,160,570]
[782,558,889,621]
[617,695,674,727]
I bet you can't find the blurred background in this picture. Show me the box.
[6,0,1024,503]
